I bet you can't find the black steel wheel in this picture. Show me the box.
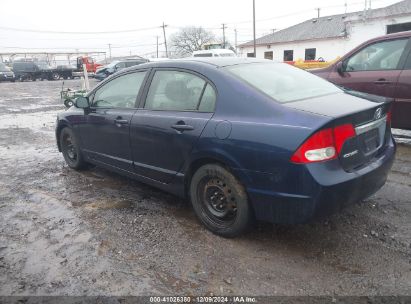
[190,164,253,237]
[60,127,86,170]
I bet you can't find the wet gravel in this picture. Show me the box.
[0,80,410,296]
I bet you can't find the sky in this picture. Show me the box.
[0,0,402,59]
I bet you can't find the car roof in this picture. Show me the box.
[126,57,270,71]
[371,30,411,42]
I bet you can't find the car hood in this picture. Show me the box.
[282,91,390,119]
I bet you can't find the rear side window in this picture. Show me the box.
[145,70,215,112]
[92,71,146,108]
[345,39,408,71]
[225,62,341,103]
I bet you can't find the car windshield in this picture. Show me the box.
[0,63,10,71]
[106,61,120,68]
[224,62,341,103]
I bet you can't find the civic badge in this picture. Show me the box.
[374,107,382,120]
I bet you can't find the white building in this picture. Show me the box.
[239,0,411,62]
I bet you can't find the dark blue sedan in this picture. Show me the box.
[56,58,395,237]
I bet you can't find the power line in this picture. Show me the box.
[0,25,160,35]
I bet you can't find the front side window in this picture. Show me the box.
[92,71,146,108]
[345,39,408,71]
[225,62,341,103]
[145,70,215,111]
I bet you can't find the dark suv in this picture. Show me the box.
[311,31,411,130]
[0,63,15,82]
[12,61,60,81]
[95,59,148,80]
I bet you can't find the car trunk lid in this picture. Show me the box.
[285,91,392,171]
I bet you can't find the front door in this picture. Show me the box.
[130,69,217,183]
[79,71,147,171]
[329,38,410,99]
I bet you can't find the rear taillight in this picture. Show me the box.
[386,111,392,127]
[291,124,356,164]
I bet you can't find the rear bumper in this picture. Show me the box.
[242,139,396,224]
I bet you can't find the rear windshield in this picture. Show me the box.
[224,62,341,103]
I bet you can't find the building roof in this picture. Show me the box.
[240,0,411,47]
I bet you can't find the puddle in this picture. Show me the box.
[83,200,134,210]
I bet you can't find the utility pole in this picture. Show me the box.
[156,36,159,58]
[253,0,256,58]
[316,8,320,18]
[108,43,112,59]
[234,28,238,52]
[221,23,227,48]
[271,28,276,34]
[161,22,168,58]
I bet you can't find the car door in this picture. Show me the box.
[393,48,411,129]
[79,70,148,172]
[129,69,217,183]
[328,38,410,98]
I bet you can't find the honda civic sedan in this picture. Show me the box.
[56,58,396,237]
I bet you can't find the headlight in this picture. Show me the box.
[0,72,3,75]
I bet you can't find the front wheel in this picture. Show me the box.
[60,127,87,170]
[190,164,253,237]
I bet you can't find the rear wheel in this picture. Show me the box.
[190,164,253,237]
[60,127,87,170]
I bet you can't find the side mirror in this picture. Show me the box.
[336,61,345,76]
[75,96,89,108]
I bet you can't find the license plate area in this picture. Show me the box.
[355,116,386,157]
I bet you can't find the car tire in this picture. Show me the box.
[64,99,74,108]
[190,164,253,237]
[60,127,87,170]
[52,72,60,80]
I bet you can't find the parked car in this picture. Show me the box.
[192,49,236,57]
[0,63,15,82]
[12,60,60,81]
[311,31,411,130]
[56,58,395,237]
[95,59,148,80]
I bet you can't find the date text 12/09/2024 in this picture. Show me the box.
[149,296,257,303]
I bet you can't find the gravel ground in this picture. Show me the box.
[0,79,410,296]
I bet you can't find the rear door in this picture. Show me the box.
[130,69,217,183]
[393,47,411,129]
[328,38,410,99]
[79,70,148,172]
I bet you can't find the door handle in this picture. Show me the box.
[171,123,194,132]
[114,118,128,127]
[374,79,391,85]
